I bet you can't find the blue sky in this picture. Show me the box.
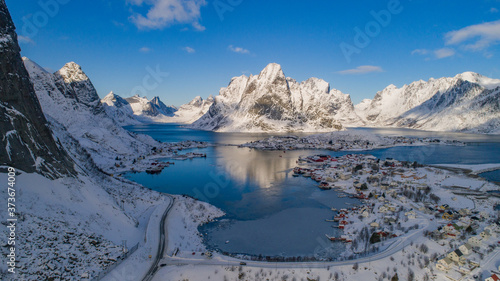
[7,0,500,106]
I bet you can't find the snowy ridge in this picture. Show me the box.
[190,63,363,132]
[356,72,500,134]
[101,93,178,125]
[101,91,143,126]
[159,95,215,124]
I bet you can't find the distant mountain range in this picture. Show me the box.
[101,92,214,126]
[25,59,499,134]
[188,63,500,134]
[101,92,178,126]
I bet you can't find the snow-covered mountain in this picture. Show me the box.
[356,72,500,134]
[124,95,177,117]
[24,58,158,169]
[101,91,143,126]
[101,93,178,125]
[164,95,215,124]
[190,63,362,132]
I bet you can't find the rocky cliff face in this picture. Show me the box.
[0,0,75,178]
[190,63,361,132]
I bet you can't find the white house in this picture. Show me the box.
[468,235,483,247]
[458,244,472,256]
[361,210,370,218]
[480,229,491,240]
[447,249,466,265]
[436,257,453,271]
[378,205,389,213]
[405,210,416,219]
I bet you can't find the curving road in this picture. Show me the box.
[142,195,175,281]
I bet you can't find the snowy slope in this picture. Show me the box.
[24,57,159,170]
[159,95,215,124]
[190,63,362,132]
[357,72,500,133]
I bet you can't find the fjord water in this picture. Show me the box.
[124,124,500,257]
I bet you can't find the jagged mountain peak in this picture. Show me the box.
[22,57,49,74]
[57,61,89,82]
[150,96,162,105]
[454,71,500,89]
[101,91,129,108]
[188,96,204,106]
[258,62,286,81]
[103,91,116,98]
[300,77,330,94]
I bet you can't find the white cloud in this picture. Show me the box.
[18,35,34,45]
[445,20,500,51]
[411,49,429,55]
[434,48,455,59]
[336,65,384,75]
[139,46,152,53]
[489,7,498,13]
[183,46,195,53]
[228,45,250,54]
[127,0,207,30]
[411,48,455,59]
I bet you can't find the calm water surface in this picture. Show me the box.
[124,124,500,257]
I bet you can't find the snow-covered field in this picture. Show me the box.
[432,163,500,175]
[0,168,166,280]
[165,195,225,255]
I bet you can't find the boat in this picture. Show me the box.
[319,182,332,190]
[146,166,163,174]
[331,208,337,212]
[325,234,339,241]
[325,219,336,222]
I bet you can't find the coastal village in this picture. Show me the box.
[293,154,500,281]
[240,133,465,151]
[106,140,209,176]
